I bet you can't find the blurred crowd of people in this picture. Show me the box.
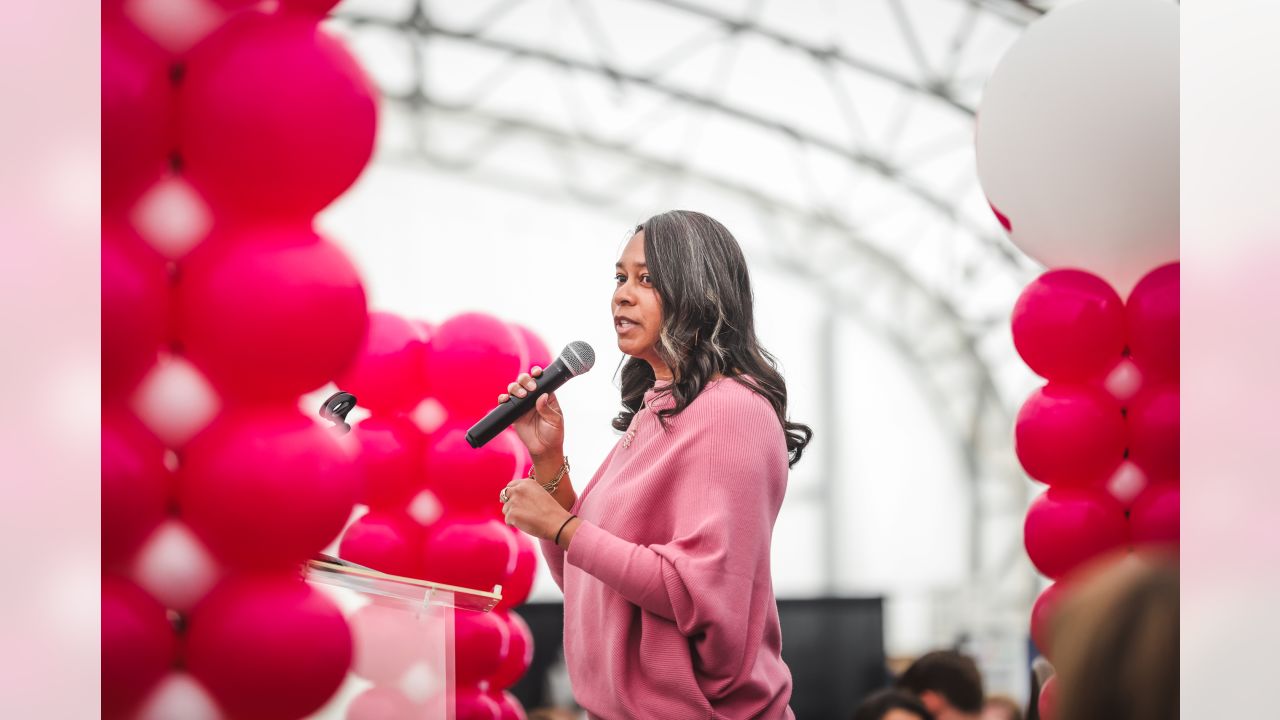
[853,555,1178,720]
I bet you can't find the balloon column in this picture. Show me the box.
[976,0,1179,716]
[335,312,546,719]
[103,2,375,717]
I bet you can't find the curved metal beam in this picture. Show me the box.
[337,13,1025,269]
[377,95,1013,443]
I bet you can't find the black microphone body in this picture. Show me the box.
[465,341,595,448]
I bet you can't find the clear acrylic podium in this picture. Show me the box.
[303,557,502,719]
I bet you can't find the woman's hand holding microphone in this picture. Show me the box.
[497,367,580,548]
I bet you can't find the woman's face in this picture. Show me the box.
[613,231,669,377]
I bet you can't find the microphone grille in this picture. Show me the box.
[560,341,596,376]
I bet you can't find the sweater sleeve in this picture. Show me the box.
[565,392,788,699]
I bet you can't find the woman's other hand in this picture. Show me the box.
[497,366,565,460]
[501,477,576,546]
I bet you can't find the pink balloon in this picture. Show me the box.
[102,20,173,210]
[186,575,352,720]
[424,426,522,518]
[490,610,534,690]
[179,12,376,222]
[1126,262,1179,381]
[348,602,431,685]
[281,0,343,15]
[103,226,170,398]
[428,313,526,424]
[1024,488,1129,579]
[102,410,171,569]
[179,407,359,569]
[337,312,430,415]
[1038,674,1057,720]
[338,511,425,578]
[454,688,503,720]
[103,577,177,718]
[494,529,537,612]
[1030,581,1068,661]
[353,415,426,510]
[1130,484,1179,551]
[1127,386,1179,484]
[421,518,518,594]
[1015,385,1126,487]
[512,324,553,370]
[346,686,419,720]
[1012,269,1126,382]
[455,609,510,687]
[494,690,528,720]
[176,228,367,403]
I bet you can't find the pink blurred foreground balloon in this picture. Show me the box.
[1015,385,1126,487]
[103,226,170,398]
[424,426,522,517]
[491,610,534,690]
[349,602,431,685]
[429,313,526,424]
[494,690,528,720]
[1030,581,1068,660]
[346,686,419,720]
[281,0,344,15]
[454,688,503,720]
[1127,386,1179,484]
[102,411,170,568]
[337,311,430,415]
[179,408,358,568]
[176,228,367,403]
[338,511,425,578]
[353,415,426,510]
[186,576,352,720]
[513,324,553,369]
[1024,488,1128,579]
[421,518,519,593]
[103,577,177,719]
[495,530,537,611]
[1126,262,1179,381]
[1012,269,1126,382]
[102,20,172,210]
[1130,484,1179,551]
[179,12,376,222]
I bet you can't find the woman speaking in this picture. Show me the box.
[497,210,812,719]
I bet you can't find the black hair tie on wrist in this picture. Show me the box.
[555,514,578,545]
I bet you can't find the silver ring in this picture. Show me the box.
[500,488,510,504]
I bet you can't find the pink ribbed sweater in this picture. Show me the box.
[540,377,795,720]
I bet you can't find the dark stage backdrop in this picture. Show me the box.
[511,597,887,719]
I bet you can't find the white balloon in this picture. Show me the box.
[976,0,1179,296]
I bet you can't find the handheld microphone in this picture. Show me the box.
[465,341,596,449]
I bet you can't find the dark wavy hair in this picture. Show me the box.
[611,210,813,467]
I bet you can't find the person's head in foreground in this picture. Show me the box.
[613,209,811,465]
[1049,554,1178,720]
[853,688,936,720]
[895,650,985,720]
